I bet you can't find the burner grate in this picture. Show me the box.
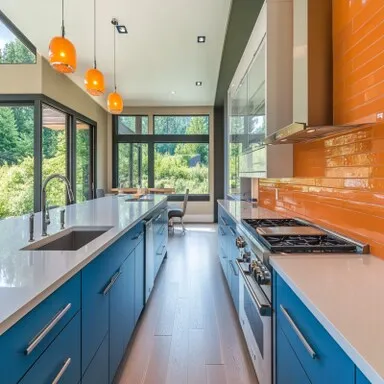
[241,218,307,228]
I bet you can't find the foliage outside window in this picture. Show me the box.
[0,18,36,64]
[76,120,91,202]
[115,115,210,196]
[118,116,148,134]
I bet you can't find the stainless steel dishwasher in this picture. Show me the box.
[145,217,155,302]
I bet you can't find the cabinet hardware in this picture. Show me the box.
[52,357,71,384]
[280,305,317,359]
[220,217,228,226]
[25,303,72,355]
[229,260,238,276]
[156,245,166,255]
[219,227,225,236]
[102,269,122,296]
[132,232,144,241]
[229,227,236,237]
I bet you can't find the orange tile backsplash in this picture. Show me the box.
[259,0,384,258]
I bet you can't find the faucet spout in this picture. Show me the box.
[41,174,74,236]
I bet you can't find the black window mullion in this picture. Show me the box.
[148,143,154,188]
[68,115,76,203]
[34,99,42,213]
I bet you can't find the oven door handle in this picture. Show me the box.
[236,260,271,317]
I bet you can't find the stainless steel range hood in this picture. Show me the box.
[265,0,372,146]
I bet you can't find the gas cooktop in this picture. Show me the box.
[241,218,307,228]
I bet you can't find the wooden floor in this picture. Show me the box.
[116,224,258,384]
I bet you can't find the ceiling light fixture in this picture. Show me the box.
[108,18,124,114]
[171,91,176,95]
[306,128,316,133]
[84,0,105,96]
[49,0,77,73]
[196,81,203,86]
[116,25,128,34]
[197,36,206,43]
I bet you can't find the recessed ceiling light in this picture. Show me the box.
[196,81,203,86]
[116,25,128,34]
[171,91,176,95]
[197,36,206,43]
[306,128,316,133]
[281,139,288,142]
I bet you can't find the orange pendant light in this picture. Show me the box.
[107,19,123,114]
[84,0,105,95]
[49,0,77,73]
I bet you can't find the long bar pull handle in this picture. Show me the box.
[280,305,317,359]
[220,217,228,226]
[102,269,122,296]
[229,227,236,237]
[25,303,72,355]
[132,231,144,241]
[156,245,166,255]
[52,357,71,384]
[229,260,238,276]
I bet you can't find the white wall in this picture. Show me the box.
[107,106,215,222]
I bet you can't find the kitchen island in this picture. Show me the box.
[0,195,168,384]
[218,199,382,384]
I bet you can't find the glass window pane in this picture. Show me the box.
[118,143,148,188]
[76,120,91,202]
[154,143,209,194]
[154,116,209,135]
[42,105,67,207]
[0,105,34,218]
[0,19,36,64]
[118,116,148,134]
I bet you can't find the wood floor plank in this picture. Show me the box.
[206,365,227,384]
[188,329,206,384]
[166,298,189,384]
[143,336,172,384]
[154,282,179,336]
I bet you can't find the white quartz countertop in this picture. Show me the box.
[219,199,383,383]
[0,195,167,335]
[217,199,283,222]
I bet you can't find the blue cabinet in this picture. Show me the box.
[275,272,355,384]
[356,368,371,384]
[0,274,80,384]
[82,333,109,384]
[276,324,310,384]
[134,237,145,323]
[109,250,135,383]
[19,312,81,384]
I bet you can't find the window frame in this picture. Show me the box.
[0,93,97,217]
[113,114,210,202]
[0,10,37,64]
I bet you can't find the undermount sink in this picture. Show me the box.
[22,226,113,251]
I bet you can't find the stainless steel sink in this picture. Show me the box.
[22,226,113,251]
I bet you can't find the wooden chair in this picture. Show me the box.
[168,189,189,235]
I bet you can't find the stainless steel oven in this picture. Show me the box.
[238,259,272,384]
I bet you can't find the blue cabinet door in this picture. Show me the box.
[82,332,109,384]
[19,312,81,384]
[276,325,311,384]
[135,238,145,324]
[356,368,371,384]
[230,259,239,313]
[109,251,135,384]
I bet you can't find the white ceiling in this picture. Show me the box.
[1,0,232,108]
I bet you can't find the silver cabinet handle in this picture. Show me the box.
[132,232,144,241]
[229,227,236,237]
[229,260,238,276]
[219,227,225,236]
[102,269,122,296]
[220,217,228,226]
[52,357,71,384]
[25,303,72,355]
[155,213,162,221]
[280,305,317,359]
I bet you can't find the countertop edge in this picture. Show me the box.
[0,197,167,336]
[270,257,384,384]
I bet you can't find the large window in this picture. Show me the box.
[0,11,36,64]
[113,115,210,199]
[0,105,34,218]
[0,96,97,220]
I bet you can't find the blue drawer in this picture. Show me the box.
[19,311,81,384]
[276,274,354,384]
[0,274,80,384]
[356,368,371,384]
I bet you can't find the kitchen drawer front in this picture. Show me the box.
[276,274,354,384]
[356,368,371,384]
[0,274,80,384]
[218,206,236,230]
[276,324,310,384]
[19,311,81,384]
[82,332,109,384]
[128,222,145,254]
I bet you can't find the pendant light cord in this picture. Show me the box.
[94,0,97,68]
[61,0,65,37]
[113,23,117,91]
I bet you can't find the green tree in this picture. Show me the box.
[0,39,35,64]
[0,107,21,164]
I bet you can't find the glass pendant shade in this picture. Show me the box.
[49,36,77,73]
[107,91,123,114]
[85,68,105,96]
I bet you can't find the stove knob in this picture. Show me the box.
[236,236,246,249]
